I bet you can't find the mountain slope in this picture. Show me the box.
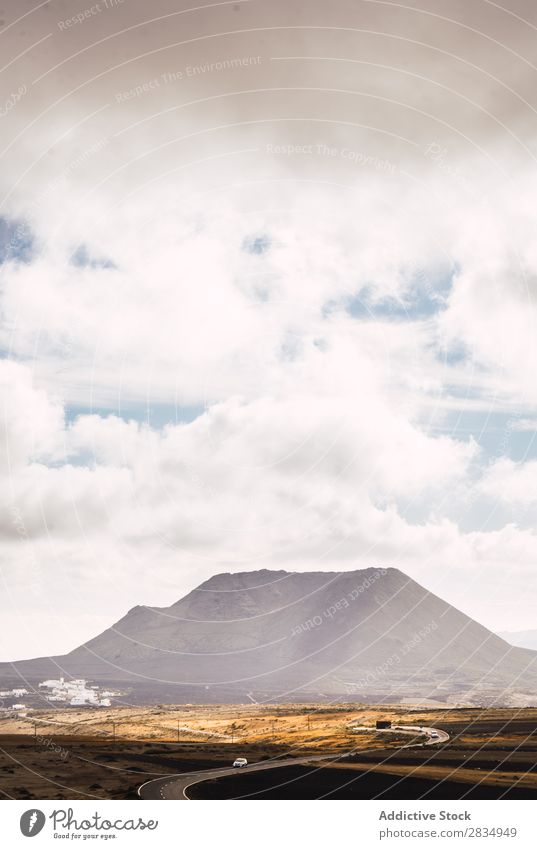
[2,568,537,703]
[500,630,537,651]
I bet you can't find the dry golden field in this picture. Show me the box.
[1,704,536,799]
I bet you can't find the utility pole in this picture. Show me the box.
[177,721,180,743]
[34,722,37,748]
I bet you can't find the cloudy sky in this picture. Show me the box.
[1,0,537,659]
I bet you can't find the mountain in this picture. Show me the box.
[3,568,537,704]
[500,630,537,651]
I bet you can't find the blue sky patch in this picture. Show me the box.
[71,244,116,269]
[65,400,207,428]
[341,266,457,322]
[0,217,34,264]
[242,233,271,255]
[427,407,537,462]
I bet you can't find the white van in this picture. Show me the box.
[233,758,248,768]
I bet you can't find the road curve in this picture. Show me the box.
[138,753,344,799]
[138,726,448,800]
[380,726,450,746]
[349,725,449,747]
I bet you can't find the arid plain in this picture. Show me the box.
[1,704,537,800]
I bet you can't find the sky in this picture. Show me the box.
[1,0,537,659]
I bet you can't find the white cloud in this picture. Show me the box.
[2,129,537,655]
[479,458,537,505]
[0,360,65,472]
[2,353,535,654]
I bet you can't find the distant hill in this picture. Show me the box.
[2,568,537,704]
[500,630,537,651]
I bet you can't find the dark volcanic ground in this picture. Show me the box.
[1,713,536,800]
[187,764,537,800]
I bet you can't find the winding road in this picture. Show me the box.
[350,724,450,747]
[138,725,449,800]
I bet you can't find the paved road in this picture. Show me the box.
[350,724,450,747]
[138,726,449,800]
[399,725,450,746]
[138,753,345,799]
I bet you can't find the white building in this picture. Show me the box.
[39,676,113,707]
[39,678,64,689]
[70,690,99,706]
